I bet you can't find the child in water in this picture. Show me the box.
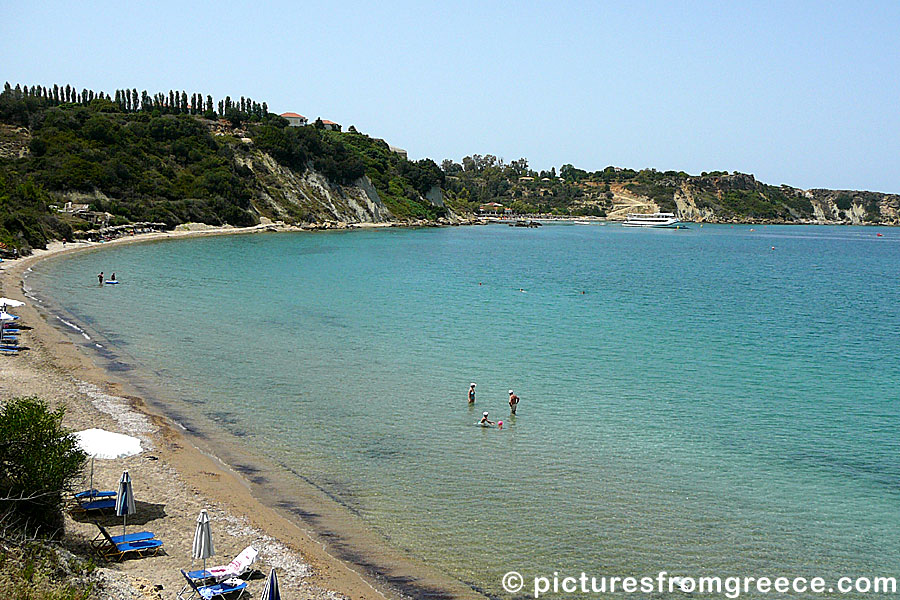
[479,411,494,426]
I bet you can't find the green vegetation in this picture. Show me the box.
[0,177,72,251]
[0,397,86,536]
[0,81,892,249]
[0,542,95,600]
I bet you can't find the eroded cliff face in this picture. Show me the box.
[616,172,900,225]
[236,149,393,224]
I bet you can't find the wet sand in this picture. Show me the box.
[0,227,483,600]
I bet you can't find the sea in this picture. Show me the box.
[27,223,900,597]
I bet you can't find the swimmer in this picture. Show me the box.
[97,272,104,285]
[479,411,494,426]
[498,421,503,430]
[110,272,117,282]
[468,382,477,404]
[508,390,519,414]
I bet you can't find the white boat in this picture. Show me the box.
[622,212,681,228]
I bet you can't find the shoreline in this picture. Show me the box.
[0,225,484,600]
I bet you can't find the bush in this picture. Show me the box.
[0,397,86,536]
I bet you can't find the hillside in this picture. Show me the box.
[442,160,900,225]
[1,82,898,254]
[0,84,457,253]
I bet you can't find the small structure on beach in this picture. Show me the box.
[74,222,168,242]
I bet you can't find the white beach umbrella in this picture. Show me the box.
[0,297,25,309]
[115,470,136,537]
[74,429,142,498]
[192,509,215,574]
[260,569,281,600]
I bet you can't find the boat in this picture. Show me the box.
[622,212,681,228]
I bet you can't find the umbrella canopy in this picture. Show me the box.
[75,429,142,459]
[115,470,136,536]
[260,569,281,600]
[192,509,215,572]
[0,297,25,308]
[0,311,17,321]
[74,429,141,501]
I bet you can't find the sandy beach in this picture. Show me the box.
[0,226,481,600]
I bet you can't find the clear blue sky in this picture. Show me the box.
[3,1,899,192]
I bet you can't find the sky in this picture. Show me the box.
[3,1,899,192]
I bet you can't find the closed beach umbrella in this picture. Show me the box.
[260,569,281,600]
[115,470,136,537]
[192,509,215,573]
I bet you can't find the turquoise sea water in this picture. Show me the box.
[29,224,900,596]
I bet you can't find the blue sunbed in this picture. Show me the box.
[77,498,117,511]
[91,523,155,550]
[96,526,163,560]
[179,570,247,599]
[75,489,117,499]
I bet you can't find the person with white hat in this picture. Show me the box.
[468,383,477,404]
[479,411,494,426]
[508,390,520,414]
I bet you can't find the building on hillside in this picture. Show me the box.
[478,202,504,214]
[320,119,341,132]
[280,112,308,127]
[388,145,408,160]
[518,176,534,182]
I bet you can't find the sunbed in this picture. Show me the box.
[178,570,247,599]
[73,496,117,512]
[0,346,19,355]
[185,545,258,582]
[75,489,117,500]
[95,526,163,561]
[91,522,156,550]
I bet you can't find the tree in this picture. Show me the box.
[0,397,86,536]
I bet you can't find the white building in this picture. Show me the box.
[280,112,308,127]
[388,145,408,160]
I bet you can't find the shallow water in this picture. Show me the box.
[30,224,900,596]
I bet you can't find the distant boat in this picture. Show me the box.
[623,212,681,228]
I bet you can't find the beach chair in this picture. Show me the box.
[178,570,247,600]
[95,526,163,561]
[185,545,258,583]
[0,346,19,355]
[90,522,156,550]
[75,489,117,500]
[72,496,118,513]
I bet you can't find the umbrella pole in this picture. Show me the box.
[123,514,127,538]
[89,456,94,500]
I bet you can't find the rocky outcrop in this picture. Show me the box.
[615,172,900,225]
[236,149,394,224]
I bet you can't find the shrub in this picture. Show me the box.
[0,397,86,536]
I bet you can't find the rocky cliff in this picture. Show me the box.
[607,173,900,225]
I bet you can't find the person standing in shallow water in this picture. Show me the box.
[468,383,477,404]
[508,390,520,414]
[97,272,104,285]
